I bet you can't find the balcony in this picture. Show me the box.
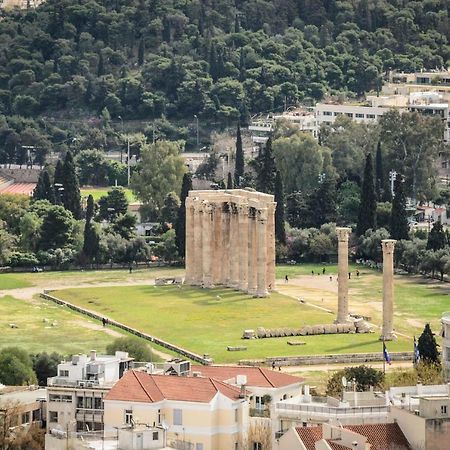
[250,407,270,418]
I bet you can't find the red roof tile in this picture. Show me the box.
[295,423,410,450]
[105,371,242,404]
[191,365,303,388]
[0,182,35,195]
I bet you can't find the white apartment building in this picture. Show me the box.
[46,350,133,434]
[442,312,450,381]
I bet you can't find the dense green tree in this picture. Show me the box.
[39,205,74,250]
[390,175,409,241]
[375,141,389,201]
[160,192,180,225]
[175,173,192,258]
[33,170,55,204]
[418,324,440,366]
[274,170,286,244]
[53,159,64,205]
[0,347,37,386]
[356,153,377,236]
[83,195,99,263]
[106,337,157,362]
[256,137,276,194]
[62,151,81,219]
[234,123,244,186]
[98,188,129,221]
[227,172,233,189]
[427,220,447,251]
[32,352,62,386]
[154,229,179,262]
[326,365,384,397]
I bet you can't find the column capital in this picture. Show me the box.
[256,207,268,222]
[202,200,214,214]
[336,227,351,242]
[238,203,249,216]
[381,239,396,253]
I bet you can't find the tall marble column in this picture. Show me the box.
[229,203,240,288]
[247,208,257,295]
[212,202,222,285]
[221,202,231,286]
[256,208,268,297]
[192,200,203,285]
[336,227,351,324]
[238,204,249,291]
[266,202,276,291]
[202,201,213,288]
[381,239,397,341]
[184,197,195,284]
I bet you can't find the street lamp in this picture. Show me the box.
[389,170,397,198]
[118,116,124,163]
[194,115,199,149]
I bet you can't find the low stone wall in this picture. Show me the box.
[40,292,213,365]
[0,168,40,183]
[239,351,414,367]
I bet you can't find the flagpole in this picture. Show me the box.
[382,337,386,375]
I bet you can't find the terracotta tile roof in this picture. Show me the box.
[295,423,411,450]
[105,371,242,404]
[345,423,411,450]
[191,365,303,388]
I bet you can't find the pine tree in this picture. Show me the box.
[390,175,409,240]
[54,159,64,204]
[427,220,447,250]
[256,137,276,194]
[97,52,104,77]
[375,141,383,201]
[227,172,233,189]
[274,170,286,244]
[356,153,377,236]
[85,194,94,222]
[33,170,55,203]
[309,177,337,227]
[175,173,193,258]
[418,323,440,365]
[62,150,81,219]
[234,123,244,187]
[138,38,145,66]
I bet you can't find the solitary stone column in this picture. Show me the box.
[256,208,268,297]
[238,204,249,291]
[202,201,214,288]
[192,200,203,285]
[381,239,397,341]
[184,197,195,284]
[247,208,257,295]
[336,227,351,324]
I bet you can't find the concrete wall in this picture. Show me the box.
[390,407,426,450]
[425,418,450,450]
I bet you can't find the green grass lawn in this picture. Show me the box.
[52,285,410,363]
[276,263,359,279]
[0,295,116,355]
[80,187,136,202]
[0,274,32,290]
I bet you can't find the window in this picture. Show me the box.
[85,397,93,409]
[253,443,262,450]
[49,394,61,402]
[196,444,204,450]
[61,395,72,403]
[125,409,133,424]
[356,113,364,118]
[32,409,41,422]
[441,405,447,414]
[367,114,376,119]
[173,409,182,426]
[157,409,161,425]
[235,408,239,422]
[94,398,103,410]
[345,113,353,118]
[49,411,58,422]
[21,412,30,424]
[235,443,239,450]
[153,431,159,441]
[59,370,69,377]
[323,111,332,116]
[77,397,84,408]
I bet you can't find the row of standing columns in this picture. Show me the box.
[335,227,396,341]
[185,196,275,297]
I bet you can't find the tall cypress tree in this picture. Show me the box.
[427,220,447,250]
[356,153,377,236]
[274,170,286,244]
[62,150,81,219]
[138,38,145,66]
[83,195,99,263]
[234,123,244,186]
[375,141,383,201]
[175,173,193,258]
[256,137,276,194]
[390,175,409,240]
[97,52,105,77]
[54,159,64,205]
[418,323,440,365]
[227,172,233,189]
[33,170,55,203]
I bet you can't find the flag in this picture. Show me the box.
[414,336,420,364]
[383,342,391,365]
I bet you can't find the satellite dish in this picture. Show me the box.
[342,376,347,388]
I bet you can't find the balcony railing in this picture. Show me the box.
[275,403,389,418]
[250,407,270,418]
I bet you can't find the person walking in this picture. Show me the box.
[285,275,289,283]
[322,267,326,275]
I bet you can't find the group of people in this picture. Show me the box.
[284,267,361,284]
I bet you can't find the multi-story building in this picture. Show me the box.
[46,350,133,434]
[103,370,249,450]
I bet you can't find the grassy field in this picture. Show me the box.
[0,295,116,355]
[275,263,359,279]
[52,285,411,363]
[80,187,136,202]
[0,274,32,290]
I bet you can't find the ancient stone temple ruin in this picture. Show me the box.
[184,189,276,297]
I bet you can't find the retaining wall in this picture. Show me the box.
[240,351,414,367]
[40,292,213,365]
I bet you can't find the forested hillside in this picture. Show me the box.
[1,0,449,129]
